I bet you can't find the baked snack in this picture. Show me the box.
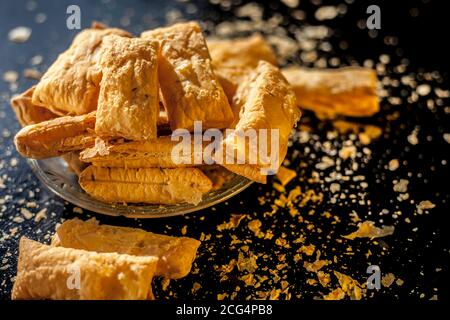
[12,237,158,300]
[214,61,301,183]
[14,112,96,159]
[281,66,379,118]
[142,22,234,131]
[207,34,277,100]
[79,166,212,205]
[53,218,201,279]
[11,86,58,126]
[95,35,160,141]
[80,136,207,168]
[32,25,131,116]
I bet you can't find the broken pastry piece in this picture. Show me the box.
[142,22,234,131]
[281,66,379,118]
[207,34,277,99]
[80,136,207,168]
[95,35,159,141]
[214,61,301,183]
[14,112,96,159]
[79,166,212,205]
[12,237,158,300]
[53,218,201,279]
[32,26,131,116]
[11,86,58,126]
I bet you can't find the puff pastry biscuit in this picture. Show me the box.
[207,34,277,100]
[53,218,201,279]
[141,22,234,131]
[11,86,58,126]
[14,112,96,159]
[32,26,131,116]
[80,136,207,168]
[79,166,212,205]
[12,237,158,300]
[215,61,301,183]
[95,35,160,141]
[281,66,379,118]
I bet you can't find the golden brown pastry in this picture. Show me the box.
[214,61,301,183]
[32,26,132,116]
[199,165,234,190]
[12,237,158,300]
[95,35,159,141]
[14,112,96,159]
[141,22,234,131]
[80,136,208,168]
[79,166,212,205]
[281,66,379,118]
[10,86,58,126]
[207,34,277,99]
[53,218,201,279]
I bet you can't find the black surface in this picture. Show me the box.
[0,0,449,301]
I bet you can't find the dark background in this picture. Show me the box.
[0,0,449,301]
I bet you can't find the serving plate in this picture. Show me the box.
[27,158,253,218]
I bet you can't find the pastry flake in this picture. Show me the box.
[12,237,158,300]
[80,136,207,168]
[54,218,201,279]
[215,61,301,183]
[207,34,277,99]
[282,66,379,118]
[141,22,234,131]
[32,27,132,116]
[10,86,58,126]
[95,35,160,141]
[79,166,212,205]
[14,112,96,159]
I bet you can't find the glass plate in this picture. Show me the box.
[27,158,253,218]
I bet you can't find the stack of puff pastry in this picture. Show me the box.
[12,21,379,205]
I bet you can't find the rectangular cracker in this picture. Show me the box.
[53,218,200,279]
[32,26,132,116]
[214,61,301,183]
[80,136,208,168]
[281,66,379,118]
[79,166,212,205]
[10,86,58,126]
[207,34,277,100]
[12,237,158,300]
[95,35,160,141]
[141,22,234,131]
[14,112,96,159]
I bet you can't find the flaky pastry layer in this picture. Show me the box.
[14,112,96,159]
[79,166,212,205]
[95,35,159,141]
[207,34,277,100]
[282,66,379,118]
[11,86,58,126]
[53,218,200,279]
[32,26,131,115]
[142,22,234,131]
[214,61,301,183]
[12,237,157,300]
